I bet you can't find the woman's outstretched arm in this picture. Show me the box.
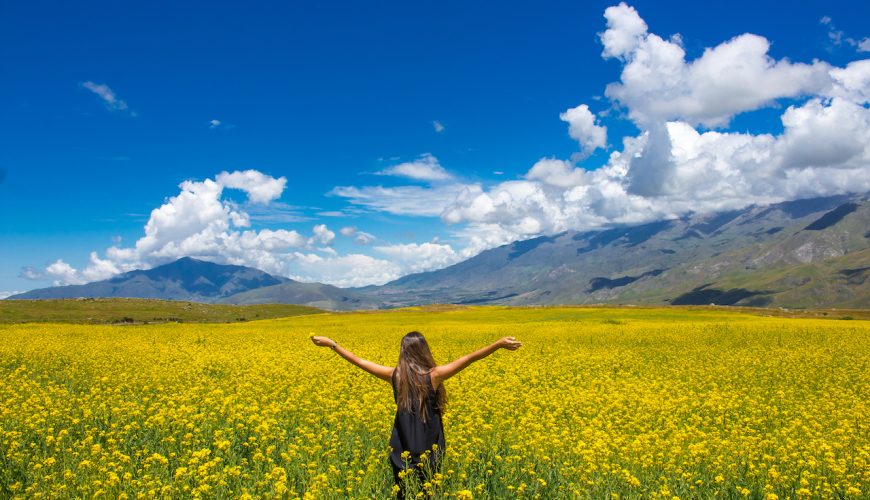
[431,337,521,387]
[310,335,394,382]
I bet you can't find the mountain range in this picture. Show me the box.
[362,193,869,309]
[9,193,870,310]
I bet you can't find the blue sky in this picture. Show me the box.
[1,0,869,294]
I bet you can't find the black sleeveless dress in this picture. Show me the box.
[389,370,445,479]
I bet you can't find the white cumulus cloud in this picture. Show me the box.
[45,259,84,286]
[828,60,870,103]
[215,170,287,204]
[525,158,590,189]
[560,104,608,157]
[310,224,336,245]
[287,253,401,287]
[373,242,461,274]
[599,2,648,59]
[602,3,831,127]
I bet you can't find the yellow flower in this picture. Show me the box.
[0,306,865,498]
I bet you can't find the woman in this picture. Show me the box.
[310,331,522,495]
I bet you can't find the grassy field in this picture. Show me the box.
[0,298,322,324]
[2,298,869,325]
[0,306,867,498]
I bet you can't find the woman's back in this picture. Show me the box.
[389,370,445,471]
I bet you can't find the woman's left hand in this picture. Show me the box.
[497,336,522,350]
[311,335,335,348]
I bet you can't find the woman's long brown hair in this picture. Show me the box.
[395,331,446,423]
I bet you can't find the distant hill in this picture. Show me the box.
[0,298,322,324]
[8,257,288,302]
[360,193,870,309]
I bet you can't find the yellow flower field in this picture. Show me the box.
[0,306,867,498]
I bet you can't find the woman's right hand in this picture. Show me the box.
[497,336,522,350]
[311,335,336,348]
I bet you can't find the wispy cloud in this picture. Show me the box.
[330,183,471,217]
[243,202,312,223]
[316,207,370,217]
[432,120,445,133]
[340,226,376,244]
[81,81,135,115]
[19,266,44,280]
[375,154,453,181]
[820,16,870,52]
[208,118,235,130]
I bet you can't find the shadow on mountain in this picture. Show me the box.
[671,284,770,305]
[777,195,851,219]
[457,292,519,304]
[839,267,870,285]
[625,220,674,246]
[576,221,674,254]
[588,269,665,292]
[690,210,742,234]
[574,227,626,252]
[741,295,773,307]
[508,234,560,260]
[803,203,859,231]
[673,229,703,241]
